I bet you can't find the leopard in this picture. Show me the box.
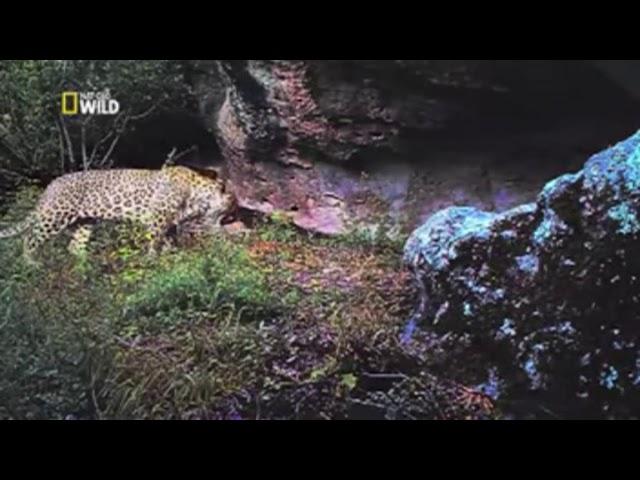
[0,165,236,263]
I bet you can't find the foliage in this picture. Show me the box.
[0,235,117,419]
[320,217,408,255]
[0,60,193,193]
[0,61,63,186]
[119,238,281,324]
[0,189,495,420]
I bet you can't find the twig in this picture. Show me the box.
[173,145,198,162]
[98,115,128,167]
[0,167,29,181]
[58,124,65,172]
[57,114,75,169]
[361,372,409,380]
[348,398,387,410]
[80,120,88,170]
[0,128,29,167]
[130,101,160,121]
[164,147,178,166]
[164,145,197,166]
[88,130,114,168]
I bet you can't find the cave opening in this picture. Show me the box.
[111,110,224,170]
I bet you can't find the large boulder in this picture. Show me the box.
[403,131,640,419]
[190,60,640,235]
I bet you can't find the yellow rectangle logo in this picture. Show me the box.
[61,92,78,115]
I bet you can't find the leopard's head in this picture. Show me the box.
[167,165,238,229]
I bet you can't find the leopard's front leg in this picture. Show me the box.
[142,194,186,256]
[68,224,94,258]
[143,214,175,256]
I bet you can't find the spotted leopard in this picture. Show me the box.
[0,165,236,262]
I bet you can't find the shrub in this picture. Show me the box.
[0,60,193,192]
[120,237,281,324]
[0,189,494,420]
[0,235,117,419]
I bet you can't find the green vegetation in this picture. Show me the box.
[0,60,192,195]
[0,191,496,420]
[0,68,496,421]
[324,221,407,254]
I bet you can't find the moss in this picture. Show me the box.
[403,206,494,270]
[121,239,278,322]
[515,254,539,275]
[608,202,640,236]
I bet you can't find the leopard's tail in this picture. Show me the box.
[0,213,34,239]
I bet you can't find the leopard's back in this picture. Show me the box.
[8,166,233,261]
[40,169,170,217]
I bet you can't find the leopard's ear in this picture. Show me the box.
[190,165,222,181]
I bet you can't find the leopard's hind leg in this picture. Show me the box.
[23,212,77,264]
[68,224,94,259]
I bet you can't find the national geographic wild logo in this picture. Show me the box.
[61,89,120,116]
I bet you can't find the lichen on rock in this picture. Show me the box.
[403,130,640,418]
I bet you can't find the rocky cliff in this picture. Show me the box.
[190,60,640,235]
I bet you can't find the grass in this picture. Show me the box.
[0,195,498,420]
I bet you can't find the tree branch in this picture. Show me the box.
[0,123,30,168]
[87,111,128,168]
[98,115,129,167]
[80,120,88,170]
[164,145,197,166]
[164,147,178,165]
[0,166,29,181]
[57,114,75,169]
[0,133,26,166]
[88,130,114,168]
[129,101,160,121]
[58,123,65,173]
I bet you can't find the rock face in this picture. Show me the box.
[191,60,640,234]
[403,131,640,419]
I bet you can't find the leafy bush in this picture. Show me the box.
[121,238,280,323]
[0,188,496,420]
[0,189,296,419]
[0,235,118,419]
[0,60,193,192]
